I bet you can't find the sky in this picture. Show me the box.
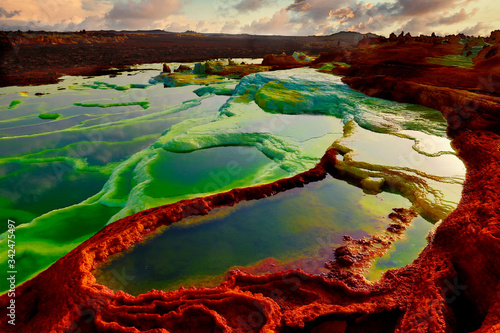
[0,0,498,37]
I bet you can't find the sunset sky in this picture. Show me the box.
[0,0,497,37]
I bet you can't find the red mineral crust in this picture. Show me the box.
[261,53,306,69]
[2,33,500,332]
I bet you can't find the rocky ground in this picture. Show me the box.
[1,31,500,332]
[0,30,365,87]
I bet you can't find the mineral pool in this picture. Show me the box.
[0,63,465,294]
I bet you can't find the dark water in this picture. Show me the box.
[95,175,414,295]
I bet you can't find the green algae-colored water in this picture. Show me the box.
[145,146,286,199]
[0,64,465,293]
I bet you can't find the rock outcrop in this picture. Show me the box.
[174,64,193,72]
[261,53,304,69]
[162,63,171,73]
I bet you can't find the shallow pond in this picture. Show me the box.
[95,175,428,295]
[0,65,465,293]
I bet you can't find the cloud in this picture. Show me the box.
[394,0,460,16]
[288,0,350,21]
[76,15,112,30]
[329,7,354,18]
[329,6,355,24]
[105,0,181,29]
[0,0,182,32]
[234,0,264,12]
[162,15,240,34]
[460,22,492,36]
[426,8,475,27]
[242,8,293,35]
[347,14,384,33]
[0,19,77,31]
[264,0,372,35]
[163,20,191,32]
[358,0,461,19]
[397,17,427,34]
[287,0,312,12]
[81,0,112,13]
[0,0,491,37]
[0,7,21,18]
[319,0,483,36]
[221,19,240,33]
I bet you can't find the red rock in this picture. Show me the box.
[162,63,171,73]
[474,45,500,74]
[261,53,304,69]
[311,320,347,333]
[487,30,500,44]
[175,64,193,72]
[311,48,351,65]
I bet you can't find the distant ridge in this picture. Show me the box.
[87,29,379,40]
[330,31,380,42]
[7,29,380,40]
[89,29,171,34]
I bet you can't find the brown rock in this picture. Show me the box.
[175,64,192,72]
[162,63,171,73]
[261,53,303,69]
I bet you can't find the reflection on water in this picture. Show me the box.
[145,146,285,199]
[95,175,420,295]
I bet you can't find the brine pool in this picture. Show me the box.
[0,63,465,294]
[95,175,431,295]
